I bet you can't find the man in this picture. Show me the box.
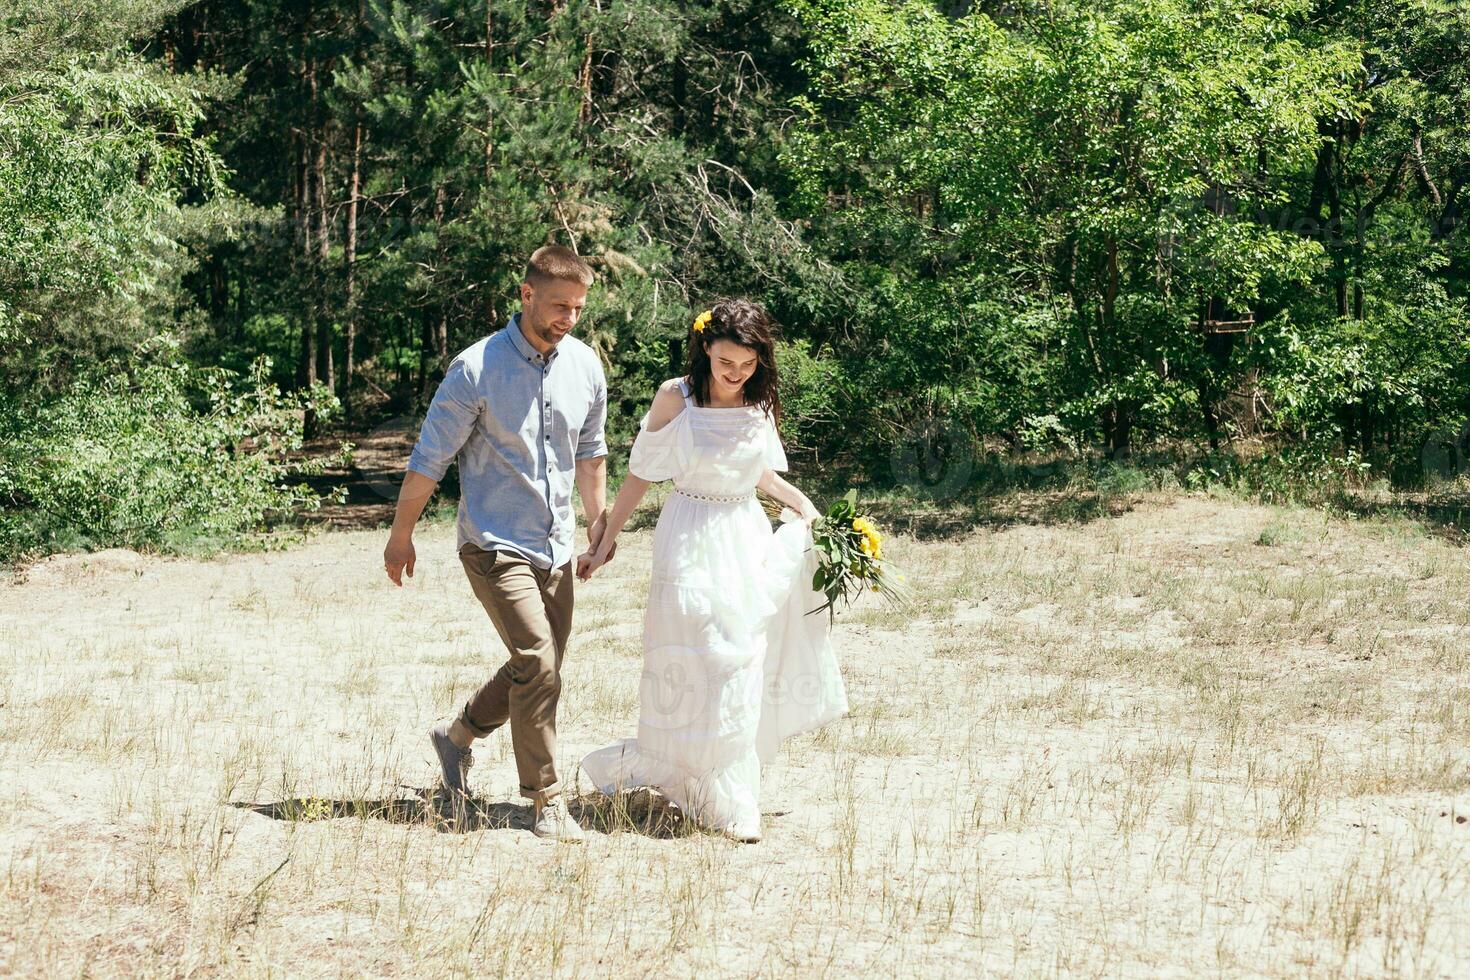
[383,245,613,841]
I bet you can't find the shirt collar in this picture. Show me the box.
[506,313,559,365]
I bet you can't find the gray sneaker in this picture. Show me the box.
[430,723,473,801]
[532,797,585,842]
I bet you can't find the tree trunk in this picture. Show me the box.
[299,54,322,436]
[1106,404,1133,459]
[417,313,431,402]
[579,30,594,123]
[208,256,227,318]
[433,184,449,370]
[672,56,687,132]
[1327,169,1348,318]
[294,125,317,396]
[1199,327,1237,453]
[1440,173,1464,241]
[344,116,362,419]
[485,2,495,182]
[314,133,334,396]
[1199,380,1221,453]
[1101,235,1129,457]
[1306,127,1335,228]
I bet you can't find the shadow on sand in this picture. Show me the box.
[232,786,750,840]
[568,788,696,840]
[233,788,529,834]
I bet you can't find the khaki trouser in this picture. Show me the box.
[456,543,574,803]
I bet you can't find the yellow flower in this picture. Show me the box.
[852,515,884,560]
[692,310,712,333]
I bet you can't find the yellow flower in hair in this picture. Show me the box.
[692,310,712,333]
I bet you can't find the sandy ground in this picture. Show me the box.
[2,493,1469,976]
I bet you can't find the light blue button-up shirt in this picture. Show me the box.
[406,315,608,570]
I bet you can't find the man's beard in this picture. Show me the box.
[524,309,564,347]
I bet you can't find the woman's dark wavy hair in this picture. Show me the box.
[685,298,782,423]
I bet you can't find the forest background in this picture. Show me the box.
[3,0,1467,558]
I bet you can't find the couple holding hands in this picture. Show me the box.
[384,246,846,843]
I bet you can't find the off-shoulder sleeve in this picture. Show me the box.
[763,413,788,472]
[627,407,693,482]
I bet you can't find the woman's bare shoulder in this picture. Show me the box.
[645,378,690,431]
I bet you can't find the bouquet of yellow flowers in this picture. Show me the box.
[807,490,908,621]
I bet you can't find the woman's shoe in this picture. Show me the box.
[722,817,762,843]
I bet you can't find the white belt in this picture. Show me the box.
[673,487,755,504]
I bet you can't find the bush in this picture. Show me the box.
[775,339,846,458]
[0,335,344,562]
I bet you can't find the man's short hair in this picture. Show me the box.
[524,245,594,288]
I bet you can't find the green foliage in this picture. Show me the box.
[161,0,834,445]
[787,0,1370,458]
[0,3,225,391]
[8,0,1470,561]
[774,339,845,455]
[0,336,344,561]
[779,0,1470,495]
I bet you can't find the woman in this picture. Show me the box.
[576,299,848,842]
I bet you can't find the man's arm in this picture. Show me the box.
[384,358,478,586]
[384,471,439,586]
[575,454,609,553]
[574,368,611,556]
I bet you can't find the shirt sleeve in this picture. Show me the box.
[575,367,609,460]
[764,413,789,472]
[406,358,480,481]
[628,408,693,483]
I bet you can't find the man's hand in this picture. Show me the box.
[577,523,618,581]
[384,534,416,586]
[575,550,605,582]
[384,470,437,587]
[587,511,617,565]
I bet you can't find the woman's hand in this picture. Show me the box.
[576,535,618,582]
[760,470,823,526]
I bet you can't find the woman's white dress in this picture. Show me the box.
[580,380,848,836]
